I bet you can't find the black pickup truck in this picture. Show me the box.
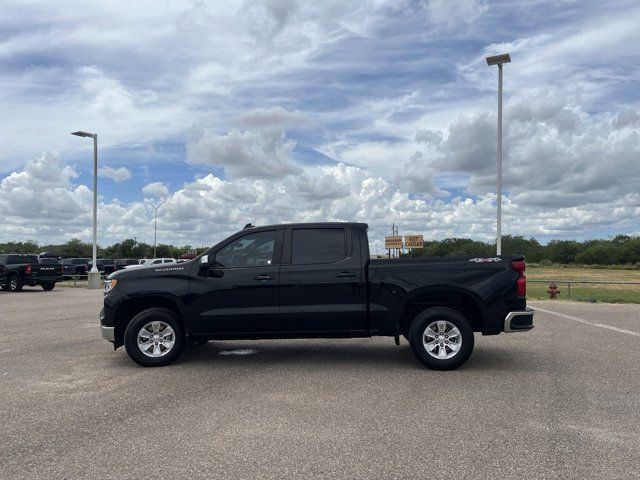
[100,222,533,369]
[0,254,62,292]
[61,258,90,279]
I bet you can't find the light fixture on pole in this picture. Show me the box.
[71,131,100,289]
[146,200,165,259]
[486,53,511,256]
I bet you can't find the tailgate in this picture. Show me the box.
[30,264,62,281]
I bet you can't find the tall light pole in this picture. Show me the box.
[146,200,164,258]
[486,53,511,256]
[71,131,100,289]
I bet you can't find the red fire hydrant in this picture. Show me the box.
[547,282,560,299]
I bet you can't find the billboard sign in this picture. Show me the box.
[404,235,424,249]
[384,236,403,249]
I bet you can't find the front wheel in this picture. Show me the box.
[124,309,184,367]
[42,282,55,291]
[408,307,474,370]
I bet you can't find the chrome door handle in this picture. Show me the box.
[254,274,276,281]
[335,272,357,278]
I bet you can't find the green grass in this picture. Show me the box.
[527,265,640,303]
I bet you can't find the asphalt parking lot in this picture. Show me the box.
[1,288,639,479]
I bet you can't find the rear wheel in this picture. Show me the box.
[124,308,184,367]
[8,275,22,292]
[408,307,474,370]
[42,282,55,291]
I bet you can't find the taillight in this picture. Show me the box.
[511,260,526,297]
[510,260,525,273]
[25,264,32,275]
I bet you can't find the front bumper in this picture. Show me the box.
[99,308,115,342]
[101,325,115,342]
[504,308,534,332]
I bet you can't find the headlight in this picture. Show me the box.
[104,279,118,293]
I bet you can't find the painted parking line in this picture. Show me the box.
[534,306,640,337]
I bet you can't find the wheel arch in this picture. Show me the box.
[113,295,186,348]
[398,287,484,336]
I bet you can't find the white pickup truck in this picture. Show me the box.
[124,258,177,269]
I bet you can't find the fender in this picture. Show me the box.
[394,284,487,333]
[111,290,191,348]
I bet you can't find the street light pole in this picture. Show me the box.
[146,201,164,258]
[71,131,100,289]
[486,53,511,256]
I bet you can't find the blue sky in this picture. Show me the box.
[1,0,639,247]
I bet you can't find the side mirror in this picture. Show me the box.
[198,255,210,277]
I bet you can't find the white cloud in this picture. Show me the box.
[423,0,488,28]
[238,106,311,129]
[187,128,302,179]
[415,129,443,146]
[142,182,169,198]
[393,152,449,198]
[3,152,639,248]
[98,166,131,182]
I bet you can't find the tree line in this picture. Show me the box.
[0,238,207,260]
[1,234,639,266]
[404,234,640,266]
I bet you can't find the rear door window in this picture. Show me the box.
[291,228,346,265]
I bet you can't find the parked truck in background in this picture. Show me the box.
[0,254,62,292]
[61,258,90,279]
[100,222,533,369]
[93,259,117,276]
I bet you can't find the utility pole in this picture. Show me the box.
[146,201,165,259]
[486,53,511,256]
[71,130,100,289]
[391,223,395,259]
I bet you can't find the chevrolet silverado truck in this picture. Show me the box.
[100,222,533,369]
[0,254,62,292]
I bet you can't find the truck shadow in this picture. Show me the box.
[180,341,417,370]
[173,341,537,372]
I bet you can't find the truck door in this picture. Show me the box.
[189,228,283,335]
[278,226,367,333]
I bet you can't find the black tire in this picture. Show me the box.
[124,308,184,367]
[1,284,8,291]
[408,307,474,370]
[42,282,55,291]
[8,274,22,292]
